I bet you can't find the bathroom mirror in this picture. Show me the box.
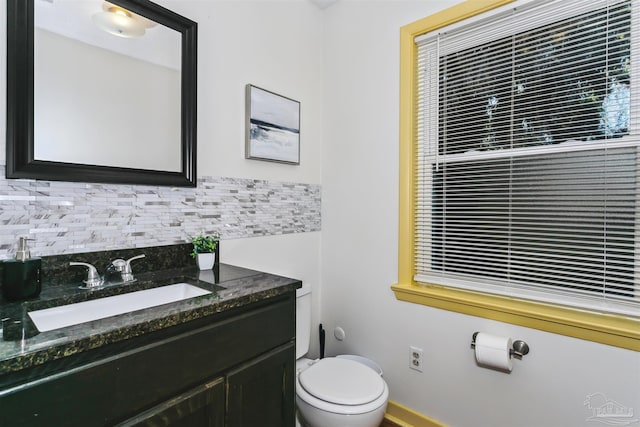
[6,0,198,187]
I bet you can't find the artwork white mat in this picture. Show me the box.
[245,85,300,164]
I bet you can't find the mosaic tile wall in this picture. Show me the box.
[0,165,321,259]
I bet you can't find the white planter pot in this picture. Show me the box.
[196,252,215,270]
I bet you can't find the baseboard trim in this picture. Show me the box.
[382,400,447,427]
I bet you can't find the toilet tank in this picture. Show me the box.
[296,283,312,359]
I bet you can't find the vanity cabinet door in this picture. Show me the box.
[226,342,295,427]
[116,377,225,427]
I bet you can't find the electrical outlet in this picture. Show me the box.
[409,346,423,372]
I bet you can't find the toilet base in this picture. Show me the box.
[296,395,387,427]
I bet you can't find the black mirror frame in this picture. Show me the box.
[6,0,198,187]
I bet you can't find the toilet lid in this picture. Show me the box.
[298,358,385,406]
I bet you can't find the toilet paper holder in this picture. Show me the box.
[471,332,530,359]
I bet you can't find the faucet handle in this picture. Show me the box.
[125,254,145,269]
[70,262,104,288]
[109,259,127,272]
[122,254,145,281]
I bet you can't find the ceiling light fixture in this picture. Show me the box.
[92,2,156,38]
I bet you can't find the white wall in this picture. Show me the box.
[320,1,640,427]
[160,0,324,186]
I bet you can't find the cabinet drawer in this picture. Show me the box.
[0,295,294,427]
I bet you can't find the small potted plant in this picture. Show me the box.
[191,232,220,270]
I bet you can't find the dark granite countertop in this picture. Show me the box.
[0,263,301,377]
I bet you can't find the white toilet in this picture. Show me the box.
[295,284,389,427]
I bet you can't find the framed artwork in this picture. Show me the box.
[245,84,300,164]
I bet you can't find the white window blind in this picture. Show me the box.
[414,0,640,315]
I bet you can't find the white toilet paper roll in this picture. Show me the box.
[474,333,513,372]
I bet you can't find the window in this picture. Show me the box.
[394,0,640,350]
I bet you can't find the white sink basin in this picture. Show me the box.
[28,283,212,332]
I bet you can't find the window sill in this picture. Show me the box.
[391,281,640,351]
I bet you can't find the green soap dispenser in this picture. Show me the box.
[1,237,42,301]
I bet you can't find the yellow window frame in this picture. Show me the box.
[392,0,640,351]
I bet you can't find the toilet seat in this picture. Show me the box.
[296,357,389,415]
[299,358,385,405]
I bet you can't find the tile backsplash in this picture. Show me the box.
[0,165,321,259]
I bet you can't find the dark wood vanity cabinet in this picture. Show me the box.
[118,343,295,427]
[0,292,296,427]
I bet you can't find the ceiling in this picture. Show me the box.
[35,0,180,70]
[309,0,340,9]
[40,0,340,11]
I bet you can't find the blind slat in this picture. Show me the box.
[414,0,640,315]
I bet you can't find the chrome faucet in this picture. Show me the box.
[70,262,104,289]
[72,254,145,290]
[105,254,146,283]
